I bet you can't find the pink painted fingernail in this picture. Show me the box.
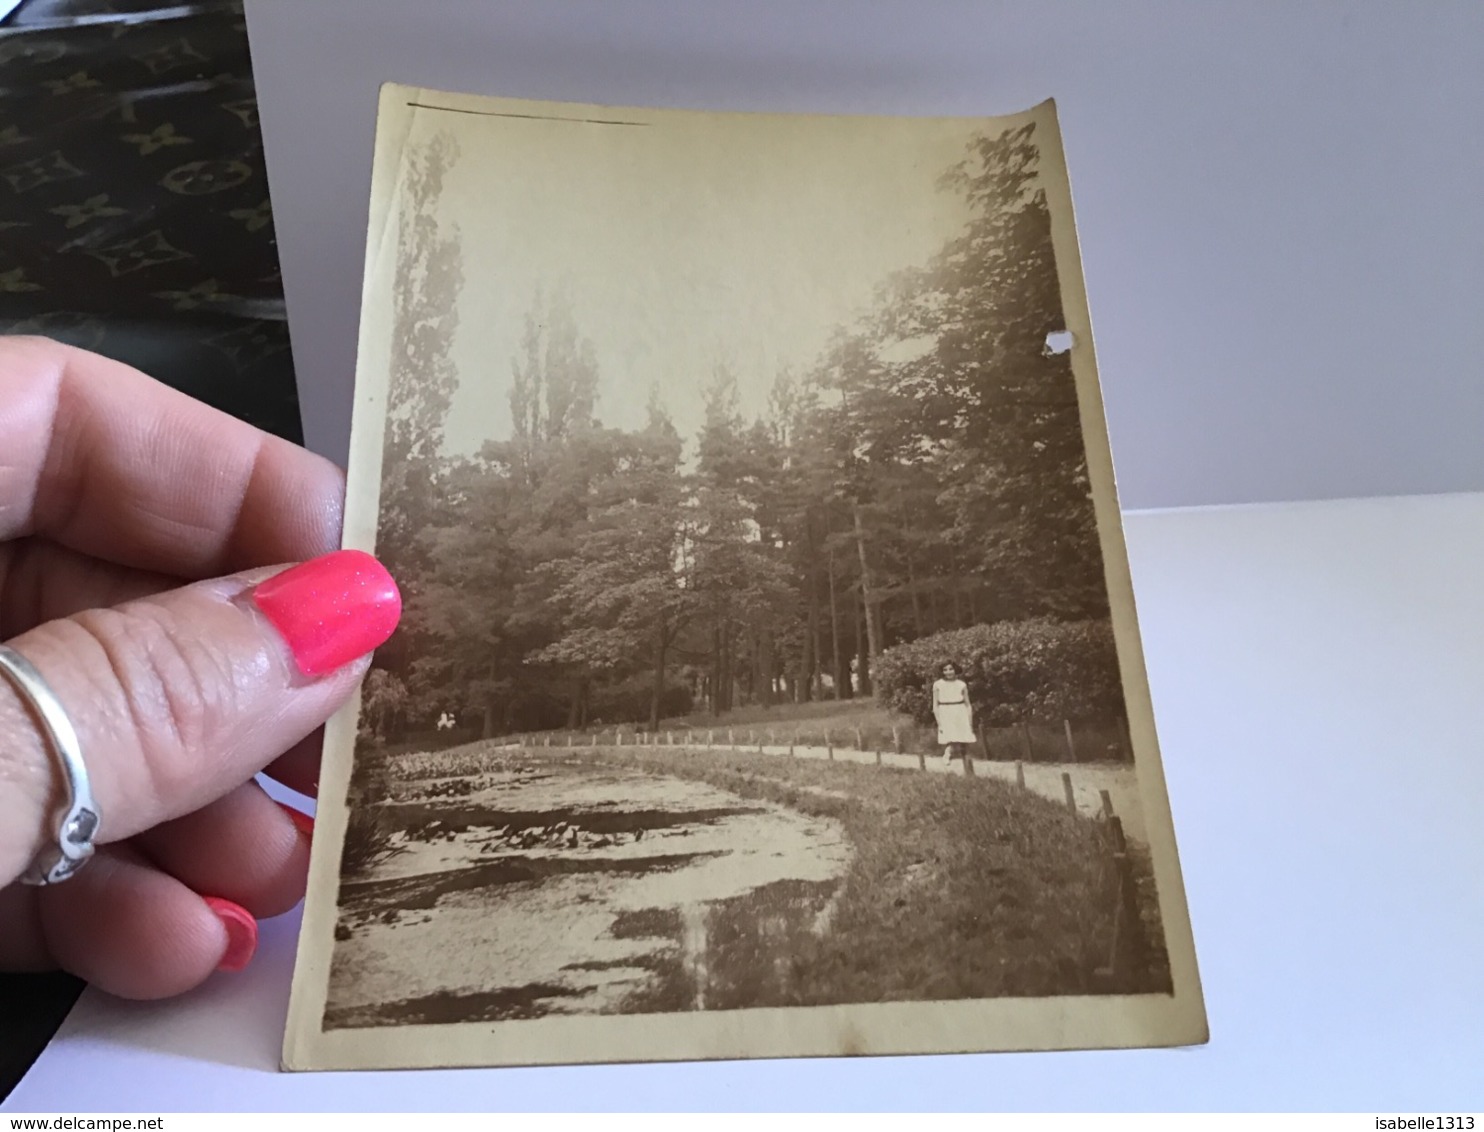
[203,896,258,972]
[278,801,315,839]
[251,550,402,677]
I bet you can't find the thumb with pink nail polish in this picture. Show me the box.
[252,549,403,677]
[0,338,411,1002]
[3,543,401,998]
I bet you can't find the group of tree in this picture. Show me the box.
[363,121,1115,742]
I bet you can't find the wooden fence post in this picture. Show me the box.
[1015,760,1026,789]
[962,743,976,777]
[1094,819,1125,984]
[918,748,927,771]
[826,730,835,761]
[1063,719,1077,762]
[789,731,796,757]
[875,748,883,766]
[1106,816,1150,980]
[1062,771,1076,812]
[1020,720,1034,761]
[892,726,902,754]
[854,727,864,752]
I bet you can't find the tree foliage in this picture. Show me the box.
[366,123,1123,739]
[378,133,464,577]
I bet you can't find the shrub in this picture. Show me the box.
[874,618,1126,727]
[360,668,409,742]
[340,803,399,877]
[340,743,401,877]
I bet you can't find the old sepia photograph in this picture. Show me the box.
[284,85,1206,1070]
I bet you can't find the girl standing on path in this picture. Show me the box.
[932,662,977,767]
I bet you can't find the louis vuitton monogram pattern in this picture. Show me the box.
[0,0,301,442]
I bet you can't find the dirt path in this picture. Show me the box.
[517,736,1147,844]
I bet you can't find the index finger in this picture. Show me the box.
[0,336,345,577]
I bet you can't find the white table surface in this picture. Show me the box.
[7,494,1483,1111]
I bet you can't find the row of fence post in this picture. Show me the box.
[512,727,1117,795]
[514,721,1113,764]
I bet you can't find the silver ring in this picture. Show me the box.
[0,645,100,885]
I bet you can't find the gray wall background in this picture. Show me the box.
[245,0,1484,510]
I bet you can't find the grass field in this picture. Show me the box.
[558,745,1171,1004]
[665,698,892,731]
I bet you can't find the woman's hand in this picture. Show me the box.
[0,337,399,999]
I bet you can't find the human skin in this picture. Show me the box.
[0,336,400,998]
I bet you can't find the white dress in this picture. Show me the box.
[932,678,977,745]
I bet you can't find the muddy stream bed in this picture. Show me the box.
[325,761,851,1028]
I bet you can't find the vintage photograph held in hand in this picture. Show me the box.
[284,84,1207,1070]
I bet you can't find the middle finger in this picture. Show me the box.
[132,779,310,920]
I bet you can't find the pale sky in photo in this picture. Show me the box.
[418,102,1000,454]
